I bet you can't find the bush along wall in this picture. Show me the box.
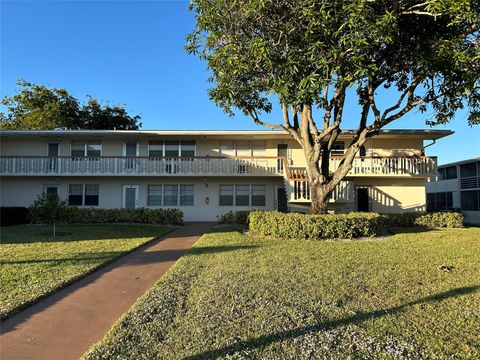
[249,211,382,240]
[380,211,464,228]
[218,211,252,225]
[0,207,29,226]
[30,207,183,226]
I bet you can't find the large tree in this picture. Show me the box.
[0,79,141,130]
[187,0,479,213]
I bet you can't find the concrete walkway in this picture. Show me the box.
[1,222,214,360]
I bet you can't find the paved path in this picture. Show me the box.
[1,222,214,360]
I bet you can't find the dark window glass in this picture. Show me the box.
[180,141,196,157]
[437,168,446,181]
[426,193,436,212]
[219,185,234,206]
[460,163,477,178]
[359,146,366,157]
[45,186,58,195]
[165,141,179,157]
[446,192,453,210]
[252,185,266,206]
[436,192,446,210]
[84,184,99,206]
[461,190,479,211]
[149,141,163,157]
[148,185,163,206]
[69,184,83,206]
[164,185,178,206]
[180,185,194,206]
[331,142,345,156]
[446,166,457,179]
[235,185,250,206]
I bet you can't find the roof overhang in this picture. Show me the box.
[0,129,454,140]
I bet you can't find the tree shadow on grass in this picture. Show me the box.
[184,285,480,360]
[1,244,259,266]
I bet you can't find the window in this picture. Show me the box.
[427,191,454,211]
[461,190,479,211]
[44,185,59,195]
[86,142,101,157]
[359,146,366,157]
[235,185,250,206]
[68,184,99,206]
[437,168,446,181]
[85,184,99,206]
[68,184,84,205]
[219,185,234,205]
[252,185,266,206]
[445,166,457,179]
[148,185,163,206]
[426,193,435,212]
[460,162,477,178]
[149,141,163,157]
[180,141,196,157]
[180,185,194,205]
[164,185,178,206]
[164,141,179,157]
[70,141,102,157]
[71,141,86,157]
[331,142,345,156]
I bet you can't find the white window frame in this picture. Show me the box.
[70,141,102,157]
[68,184,100,207]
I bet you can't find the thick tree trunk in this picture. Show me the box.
[309,179,330,214]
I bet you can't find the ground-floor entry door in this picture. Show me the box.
[277,187,288,212]
[356,187,370,212]
[123,185,139,209]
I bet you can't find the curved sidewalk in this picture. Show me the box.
[1,222,214,360]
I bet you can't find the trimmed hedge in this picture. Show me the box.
[249,211,381,239]
[30,207,183,226]
[0,207,29,226]
[218,211,252,225]
[380,211,463,228]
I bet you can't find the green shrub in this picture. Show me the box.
[380,211,463,228]
[414,212,463,228]
[0,207,29,226]
[249,211,381,239]
[30,207,183,226]
[219,210,251,225]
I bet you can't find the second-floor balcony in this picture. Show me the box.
[0,156,281,177]
[0,155,437,178]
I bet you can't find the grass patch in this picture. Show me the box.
[84,227,480,359]
[0,224,174,319]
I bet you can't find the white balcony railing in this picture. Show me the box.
[0,156,281,176]
[0,155,437,178]
[286,156,437,179]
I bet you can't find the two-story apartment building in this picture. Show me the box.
[426,157,480,225]
[0,129,451,221]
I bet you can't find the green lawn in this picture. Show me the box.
[0,224,174,319]
[84,227,480,360]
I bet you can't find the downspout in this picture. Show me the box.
[422,139,436,156]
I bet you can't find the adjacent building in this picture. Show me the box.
[0,129,451,221]
[426,158,480,225]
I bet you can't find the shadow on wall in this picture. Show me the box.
[369,187,425,213]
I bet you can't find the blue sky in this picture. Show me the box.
[1,0,479,165]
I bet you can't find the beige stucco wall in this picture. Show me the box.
[1,136,425,160]
[0,176,283,221]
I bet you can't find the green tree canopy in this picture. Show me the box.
[0,79,141,130]
[187,0,479,213]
